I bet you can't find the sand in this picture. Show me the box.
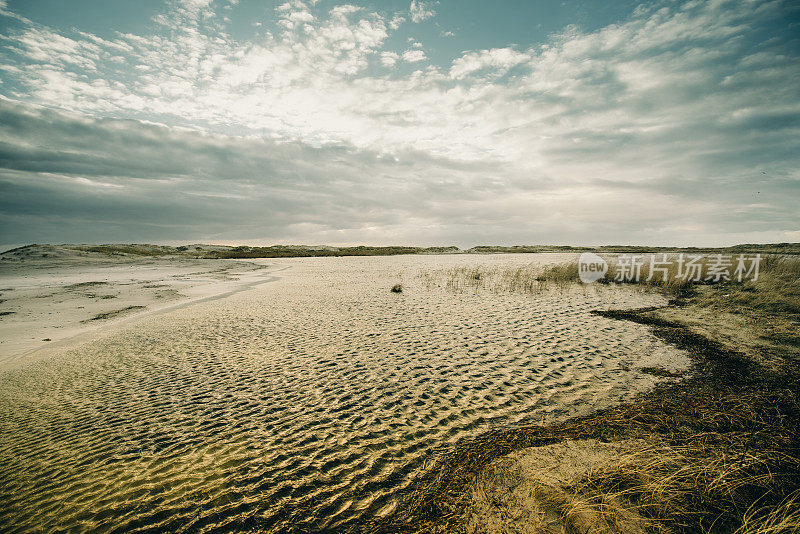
[0,250,691,532]
[0,246,272,368]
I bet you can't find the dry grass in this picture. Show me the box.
[541,254,751,296]
[367,380,800,534]
[688,256,800,362]
[419,262,576,294]
[466,436,800,534]
[573,438,798,532]
[534,261,580,288]
[694,255,800,316]
[738,491,800,534]
[425,254,799,302]
[620,254,800,303]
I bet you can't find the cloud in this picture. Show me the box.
[409,0,435,23]
[1,96,796,248]
[380,51,399,67]
[388,14,405,30]
[0,0,798,246]
[1,0,793,165]
[401,49,426,63]
[449,47,530,79]
[0,99,535,246]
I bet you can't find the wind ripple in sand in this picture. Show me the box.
[0,255,689,532]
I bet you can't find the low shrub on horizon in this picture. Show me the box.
[74,244,175,256]
[206,245,426,259]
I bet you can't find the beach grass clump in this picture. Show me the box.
[430,254,798,300]
[582,253,799,299]
[571,436,799,532]
[534,261,581,287]
[600,255,696,294]
[420,263,557,294]
[423,256,703,297]
[391,283,403,293]
[737,491,800,533]
[696,255,800,316]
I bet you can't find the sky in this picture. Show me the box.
[0,0,798,249]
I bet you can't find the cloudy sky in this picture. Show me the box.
[0,0,798,249]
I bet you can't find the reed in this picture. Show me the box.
[425,254,799,301]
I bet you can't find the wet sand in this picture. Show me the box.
[0,253,690,532]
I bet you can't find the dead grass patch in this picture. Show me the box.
[367,377,799,534]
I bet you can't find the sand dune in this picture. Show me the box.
[0,253,690,532]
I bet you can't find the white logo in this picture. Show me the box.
[578,252,608,283]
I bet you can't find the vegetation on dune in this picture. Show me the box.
[63,281,109,289]
[4,242,798,258]
[433,254,800,302]
[464,243,800,255]
[82,305,147,322]
[72,244,176,256]
[420,263,575,293]
[466,245,594,254]
[695,255,800,316]
[204,245,429,259]
[591,242,800,255]
[204,245,462,258]
[0,244,40,254]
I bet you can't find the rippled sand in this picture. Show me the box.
[0,254,689,532]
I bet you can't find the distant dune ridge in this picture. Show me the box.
[3,242,799,260]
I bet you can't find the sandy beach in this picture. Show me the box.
[0,248,692,532]
[0,246,274,368]
[2,0,797,529]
